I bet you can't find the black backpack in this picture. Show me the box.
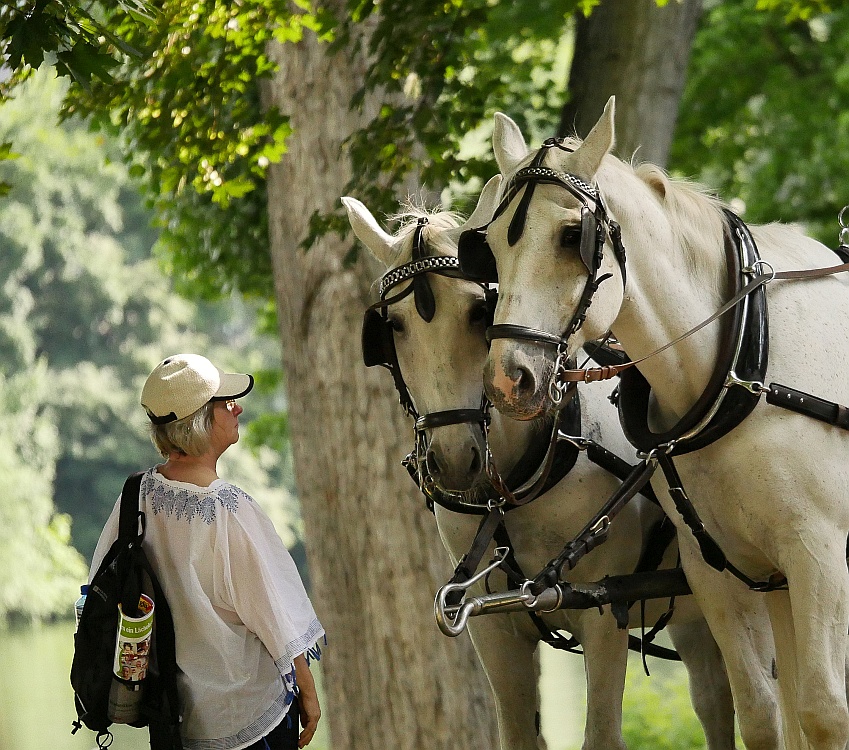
[71,472,183,750]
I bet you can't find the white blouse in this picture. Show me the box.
[90,467,324,750]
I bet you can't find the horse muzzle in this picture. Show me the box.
[484,340,554,421]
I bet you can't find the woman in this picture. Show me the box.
[90,353,323,750]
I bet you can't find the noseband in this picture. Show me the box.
[457,139,627,404]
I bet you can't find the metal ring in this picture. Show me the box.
[519,580,538,608]
[839,205,849,229]
[841,227,849,247]
[747,259,775,282]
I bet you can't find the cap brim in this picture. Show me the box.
[212,371,254,400]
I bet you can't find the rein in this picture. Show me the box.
[552,257,849,386]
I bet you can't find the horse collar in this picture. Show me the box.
[617,210,769,455]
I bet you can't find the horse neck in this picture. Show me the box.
[601,164,730,425]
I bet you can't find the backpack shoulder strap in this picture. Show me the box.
[118,472,145,542]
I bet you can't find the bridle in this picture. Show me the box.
[457,139,627,405]
[362,216,587,512]
[361,217,504,507]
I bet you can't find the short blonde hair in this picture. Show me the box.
[148,401,216,458]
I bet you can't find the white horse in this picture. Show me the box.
[343,182,780,750]
[472,99,849,749]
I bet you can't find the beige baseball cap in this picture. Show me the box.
[141,353,254,425]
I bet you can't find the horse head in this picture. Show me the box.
[343,178,508,493]
[462,98,627,420]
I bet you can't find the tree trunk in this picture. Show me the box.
[262,8,499,750]
[559,0,703,168]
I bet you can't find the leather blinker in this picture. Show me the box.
[361,307,394,368]
[457,228,498,283]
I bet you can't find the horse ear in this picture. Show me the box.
[341,196,395,267]
[566,96,616,180]
[493,113,528,176]
[444,175,503,244]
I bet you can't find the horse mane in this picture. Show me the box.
[367,202,464,299]
[387,202,464,265]
[600,156,728,295]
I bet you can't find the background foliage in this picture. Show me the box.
[0,71,300,622]
[2,0,848,629]
[673,0,849,244]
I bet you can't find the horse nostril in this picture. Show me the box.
[514,365,536,398]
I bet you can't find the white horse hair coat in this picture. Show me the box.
[478,98,849,750]
[343,183,781,750]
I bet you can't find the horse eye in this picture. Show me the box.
[469,303,489,325]
[388,317,404,333]
[560,226,582,248]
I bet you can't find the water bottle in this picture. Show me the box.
[74,585,88,632]
[108,679,144,724]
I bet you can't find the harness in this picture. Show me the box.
[362,217,582,513]
[458,140,627,408]
[363,216,680,658]
[457,140,849,592]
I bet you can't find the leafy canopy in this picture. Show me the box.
[0,72,300,622]
[672,0,849,244]
[3,0,848,297]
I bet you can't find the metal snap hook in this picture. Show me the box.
[589,515,610,537]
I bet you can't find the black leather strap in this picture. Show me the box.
[766,383,849,430]
[416,409,488,431]
[656,452,787,592]
[530,457,658,594]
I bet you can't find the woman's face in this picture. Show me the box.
[211,399,243,454]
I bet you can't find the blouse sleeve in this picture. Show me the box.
[214,486,324,672]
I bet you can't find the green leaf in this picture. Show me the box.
[116,0,158,25]
[0,142,20,161]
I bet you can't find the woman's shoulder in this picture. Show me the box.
[143,468,256,525]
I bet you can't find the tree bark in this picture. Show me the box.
[559,0,703,168]
[262,7,499,750]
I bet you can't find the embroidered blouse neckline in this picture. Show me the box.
[152,466,227,492]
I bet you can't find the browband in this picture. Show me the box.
[378,255,464,299]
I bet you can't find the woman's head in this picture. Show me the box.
[141,354,253,458]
